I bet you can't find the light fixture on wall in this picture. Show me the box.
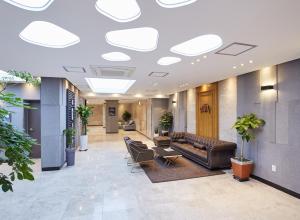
[172,100,176,104]
[261,85,274,91]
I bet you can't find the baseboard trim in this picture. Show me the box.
[42,166,61,171]
[251,175,300,199]
[136,130,152,140]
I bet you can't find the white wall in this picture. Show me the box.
[187,88,196,133]
[218,77,237,142]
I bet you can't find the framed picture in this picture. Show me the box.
[108,107,116,116]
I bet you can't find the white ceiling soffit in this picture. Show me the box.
[171,34,223,56]
[0,70,25,83]
[19,21,80,48]
[157,57,181,65]
[105,27,159,52]
[95,0,141,22]
[90,66,136,78]
[156,0,197,8]
[215,42,257,56]
[102,52,131,61]
[3,0,54,11]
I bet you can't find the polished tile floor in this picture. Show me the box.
[0,126,299,220]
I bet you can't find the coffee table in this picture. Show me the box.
[152,147,182,166]
[153,136,171,148]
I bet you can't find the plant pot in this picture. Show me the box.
[153,133,159,137]
[231,158,253,182]
[66,148,75,166]
[79,135,88,151]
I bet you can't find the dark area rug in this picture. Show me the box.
[141,157,224,183]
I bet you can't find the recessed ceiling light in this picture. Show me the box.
[157,57,181,66]
[240,63,244,67]
[0,70,25,83]
[249,60,253,64]
[102,52,131,61]
[135,94,142,98]
[105,27,159,52]
[196,59,200,62]
[3,0,54,11]
[156,0,197,8]
[203,55,207,59]
[19,21,80,48]
[85,78,136,94]
[112,93,120,97]
[156,94,164,98]
[233,66,237,69]
[191,62,194,65]
[170,34,223,56]
[95,0,141,22]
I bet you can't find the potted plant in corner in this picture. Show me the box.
[122,110,131,123]
[232,113,265,181]
[76,104,93,151]
[159,112,173,136]
[63,128,76,166]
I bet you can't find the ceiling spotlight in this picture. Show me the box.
[203,55,207,59]
[135,94,142,98]
[196,59,200,62]
[240,63,244,67]
[191,62,194,65]
[249,60,253,64]
[233,66,237,69]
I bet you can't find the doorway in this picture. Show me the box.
[24,100,41,158]
[196,83,218,138]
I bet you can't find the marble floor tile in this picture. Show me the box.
[0,126,299,220]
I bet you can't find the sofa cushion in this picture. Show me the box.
[171,132,185,140]
[177,138,187,144]
[172,142,207,160]
[193,142,206,150]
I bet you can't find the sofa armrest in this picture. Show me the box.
[208,142,237,152]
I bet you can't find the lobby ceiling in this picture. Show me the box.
[1,0,300,100]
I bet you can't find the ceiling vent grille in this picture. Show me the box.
[90,66,135,78]
[63,66,86,73]
[215,42,257,56]
[148,72,169,77]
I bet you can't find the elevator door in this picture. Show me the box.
[24,100,41,158]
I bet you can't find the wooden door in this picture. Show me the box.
[196,83,218,138]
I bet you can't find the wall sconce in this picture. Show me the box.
[261,85,274,91]
[172,100,176,104]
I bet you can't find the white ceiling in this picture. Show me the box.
[1,0,300,100]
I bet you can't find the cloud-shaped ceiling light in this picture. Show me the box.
[19,21,80,48]
[156,0,197,8]
[157,57,181,65]
[3,0,54,11]
[170,34,223,56]
[95,0,141,22]
[106,27,159,52]
[102,52,131,61]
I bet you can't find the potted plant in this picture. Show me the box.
[232,113,265,181]
[76,104,93,151]
[159,112,173,136]
[122,111,131,123]
[63,128,76,166]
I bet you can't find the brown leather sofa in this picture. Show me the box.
[170,132,236,169]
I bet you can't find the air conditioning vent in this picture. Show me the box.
[90,66,135,78]
[63,66,86,73]
[148,72,169,77]
[215,42,257,56]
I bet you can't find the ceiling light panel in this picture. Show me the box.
[19,21,80,48]
[170,34,223,56]
[102,52,131,61]
[157,57,181,66]
[63,66,86,73]
[215,42,257,56]
[85,78,136,94]
[105,27,159,52]
[0,70,25,83]
[95,0,141,22]
[156,0,197,8]
[3,0,54,11]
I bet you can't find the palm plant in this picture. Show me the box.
[159,112,173,131]
[233,113,265,161]
[63,128,76,148]
[76,104,93,135]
